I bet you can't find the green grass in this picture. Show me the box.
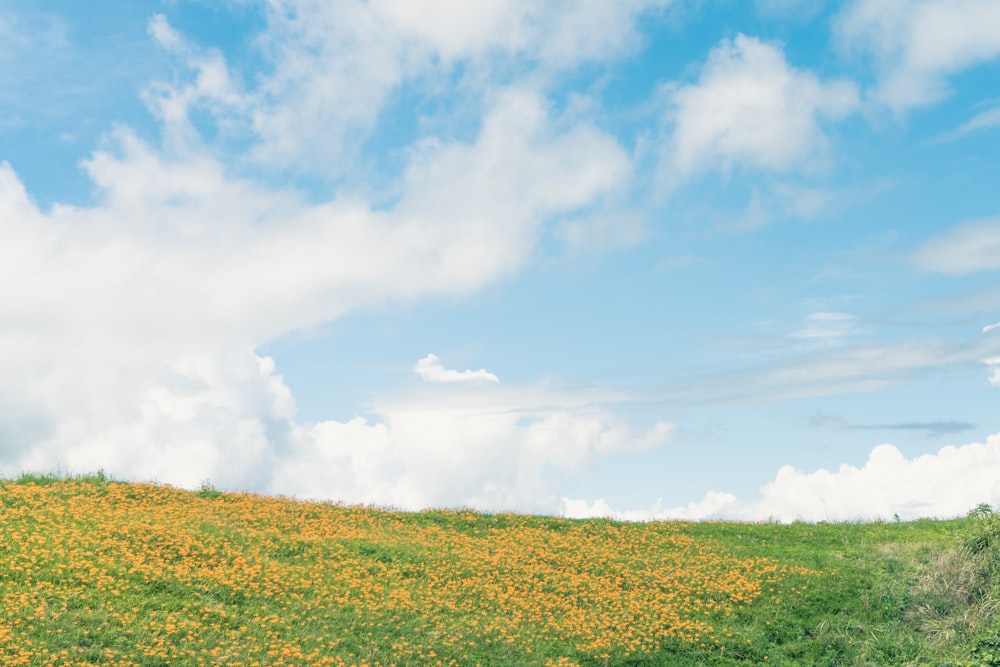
[0,474,998,666]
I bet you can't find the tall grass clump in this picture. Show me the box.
[906,503,1000,664]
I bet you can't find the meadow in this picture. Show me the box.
[1,474,999,666]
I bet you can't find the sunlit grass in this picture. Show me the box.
[0,474,992,665]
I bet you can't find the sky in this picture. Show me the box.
[2,0,1000,522]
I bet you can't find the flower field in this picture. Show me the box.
[0,475,985,665]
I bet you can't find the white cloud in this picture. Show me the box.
[553,208,648,254]
[561,491,737,522]
[0,89,628,490]
[239,0,408,174]
[0,2,638,509]
[663,34,859,181]
[937,102,1000,141]
[957,103,1000,134]
[270,365,676,512]
[0,338,674,511]
[913,217,1000,274]
[668,325,1000,412]
[836,0,1000,110]
[143,15,246,149]
[744,437,1000,521]
[414,354,499,383]
[147,13,183,51]
[0,9,68,66]
[565,433,1000,522]
[145,1,669,177]
[369,0,670,66]
[791,311,858,342]
[734,182,841,229]
[0,86,626,351]
[715,340,963,403]
[985,357,1000,387]
[29,351,295,493]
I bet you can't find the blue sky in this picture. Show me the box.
[2,0,1000,521]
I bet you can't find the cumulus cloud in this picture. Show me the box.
[271,366,676,511]
[562,491,738,522]
[985,357,1000,387]
[836,0,1000,110]
[0,337,678,512]
[0,2,656,513]
[663,34,859,181]
[565,433,1000,522]
[913,217,1000,274]
[370,0,671,66]
[0,87,629,498]
[145,1,669,177]
[414,354,500,383]
[0,86,627,350]
[745,438,1000,521]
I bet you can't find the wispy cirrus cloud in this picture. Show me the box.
[933,101,1000,142]
[790,312,859,342]
[811,414,977,438]
[913,217,1000,274]
[667,324,1000,410]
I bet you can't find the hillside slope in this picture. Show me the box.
[1,475,997,666]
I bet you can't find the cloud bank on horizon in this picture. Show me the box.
[2,0,1000,521]
[564,433,1000,522]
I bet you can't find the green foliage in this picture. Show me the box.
[10,469,112,486]
[12,470,64,485]
[964,504,1000,560]
[971,629,1000,667]
[893,504,1000,667]
[196,479,224,499]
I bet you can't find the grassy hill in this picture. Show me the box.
[1,474,999,666]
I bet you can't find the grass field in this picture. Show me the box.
[2,473,999,666]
